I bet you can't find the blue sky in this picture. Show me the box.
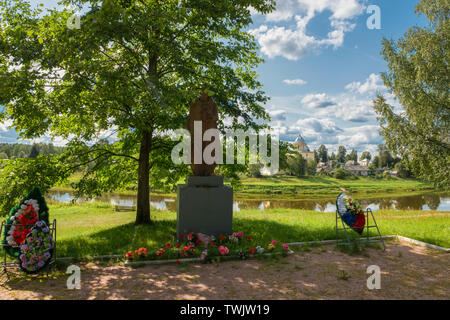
[0,0,427,156]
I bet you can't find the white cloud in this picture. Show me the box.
[283,78,307,86]
[296,117,343,134]
[301,93,336,108]
[0,119,13,132]
[250,0,365,60]
[268,110,287,121]
[345,73,386,95]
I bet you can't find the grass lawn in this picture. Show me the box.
[43,202,450,259]
[234,176,434,199]
[52,174,436,201]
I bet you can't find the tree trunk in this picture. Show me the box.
[136,130,152,225]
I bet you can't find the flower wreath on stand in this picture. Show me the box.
[2,187,52,263]
[19,221,54,274]
[337,193,366,234]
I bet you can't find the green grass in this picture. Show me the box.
[42,202,450,259]
[234,176,434,199]
[52,173,435,201]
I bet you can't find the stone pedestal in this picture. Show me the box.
[177,176,233,238]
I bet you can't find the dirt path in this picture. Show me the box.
[1,241,449,300]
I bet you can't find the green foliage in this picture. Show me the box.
[394,161,412,178]
[360,151,372,161]
[28,144,40,158]
[306,159,317,176]
[0,0,276,223]
[0,143,63,159]
[0,152,8,159]
[286,153,306,177]
[247,164,262,178]
[0,156,70,216]
[318,145,328,163]
[333,168,351,180]
[373,0,449,187]
[345,149,358,162]
[337,146,347,163]
[377,144,395,168]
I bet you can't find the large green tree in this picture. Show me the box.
[317,144,328,163]
[0,0,275,223]
[337,146,347,163]
[373,0,449,186]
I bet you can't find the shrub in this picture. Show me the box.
[333,168,351,180]
[247,164,262,178]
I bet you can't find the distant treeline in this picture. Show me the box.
[0,143,65,159]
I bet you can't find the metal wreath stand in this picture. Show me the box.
[335,193,385,250]
[0,219,57,286]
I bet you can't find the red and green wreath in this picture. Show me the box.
[1,187,49,258]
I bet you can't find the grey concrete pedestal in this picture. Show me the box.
[177,176,233,238]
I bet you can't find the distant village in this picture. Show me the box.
[261,134,404,178]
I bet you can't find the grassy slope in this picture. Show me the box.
[47,203,449,259]
[234,176,434,199]
[52,174,435,200]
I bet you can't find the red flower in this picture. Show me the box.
[210,242,216,247]
[246,236,252,240]
[195,238,202,245]
[165,242,171,248]
[249,247,256,255]
[176,259,180,265]
[126,251,134,259]
[175,243,180,248]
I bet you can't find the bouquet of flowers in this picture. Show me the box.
[344,197,364,215]
[19,221,54,274]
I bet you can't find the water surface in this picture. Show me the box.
[48,191,450,212]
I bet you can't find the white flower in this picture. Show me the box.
[20,204,27,210]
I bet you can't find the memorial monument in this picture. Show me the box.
[176,92,233,238]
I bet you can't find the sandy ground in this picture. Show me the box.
[1,241,449,300]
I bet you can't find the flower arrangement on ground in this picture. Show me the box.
[124,231,291,264]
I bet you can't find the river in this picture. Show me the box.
[48,190,450,212]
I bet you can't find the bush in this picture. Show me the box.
[333,168,351,180]
[247,164,262,178]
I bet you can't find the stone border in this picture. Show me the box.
[395,235,449,253]
[124,250,295,267]
[287,235,449,253]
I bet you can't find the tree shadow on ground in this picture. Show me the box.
[3,240,449,300]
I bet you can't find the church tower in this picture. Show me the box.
[292,134,315,161]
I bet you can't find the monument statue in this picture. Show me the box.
[186,92,219,176]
